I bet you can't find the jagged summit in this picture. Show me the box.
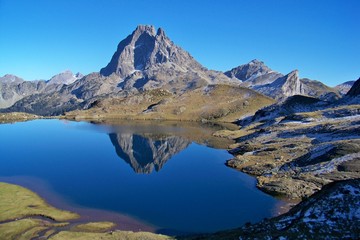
[100,25,203,78]
[279,70,304,97]
[135,25,156,35]
[99,25,233,92]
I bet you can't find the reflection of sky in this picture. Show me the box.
[0,119,280,234]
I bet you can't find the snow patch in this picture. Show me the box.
[303,152,360,174]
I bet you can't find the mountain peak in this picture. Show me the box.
[280,69,304,97]
[134,25,156,36]
[47,70,82,85]
[249,59,264,65]
[100,25,203,78]
[0,74,24,84]
[288,69,299,77]
[224,59,273,81]
[156,27,166,37]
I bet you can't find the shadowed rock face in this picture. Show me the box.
[346,77,360,97]
[109,133,190,174]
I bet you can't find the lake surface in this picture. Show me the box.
[0,119,283,234]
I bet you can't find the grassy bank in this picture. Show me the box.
[0,112,41,124]
[0,182,171,240]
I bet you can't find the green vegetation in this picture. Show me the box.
[49,231,171,240]
[0,182,78,222]
[0,219,47,240]
[0,182,171,239]
[65,85,274,123]
[71,222,116,232]
[0,112,40,124]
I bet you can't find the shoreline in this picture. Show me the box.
[0,116,300,238]
[0,176,295,237]
[0,176,157,233]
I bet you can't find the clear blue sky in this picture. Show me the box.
[0,0,359,86]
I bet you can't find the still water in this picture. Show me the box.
[0,119,281,234]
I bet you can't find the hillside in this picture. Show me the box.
[65,84,274,122]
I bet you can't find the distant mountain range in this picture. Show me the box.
[0,71,82,109]
[0,25,357,119]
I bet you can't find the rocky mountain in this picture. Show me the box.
[335,80,355,95]
[226,60,339,100]
[0,75,47,109]
[0,71,82,109]
[1,25,353,118]
[252,70,305,99]
[1,25,240,116]
[0,74,24,84]
[225,59,283,86]
[47,70,83,85]
[100,25,235,93]
[109,133,190,174]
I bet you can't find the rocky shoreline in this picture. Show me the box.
[0,106,359,239]
[221,100,360,199]
[182,179,360,240]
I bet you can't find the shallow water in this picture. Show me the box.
[0,119,283,234]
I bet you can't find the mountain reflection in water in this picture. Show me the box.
[0,119,282,234]
[110,133,190,173]
[102,120,235,174]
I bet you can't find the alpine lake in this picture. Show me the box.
[0,119,287,235]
